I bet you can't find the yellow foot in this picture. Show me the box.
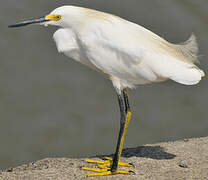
[85,170,133,177]
[81,157,134,177]
[84,157,131,167]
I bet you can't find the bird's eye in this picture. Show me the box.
[56,15,62,21]
[57,15,61,19]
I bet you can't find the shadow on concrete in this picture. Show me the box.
[122,146,176,159]
[96,145,176,160]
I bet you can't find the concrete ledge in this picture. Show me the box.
[1,137,208,179]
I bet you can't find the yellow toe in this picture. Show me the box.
[82,157,134,176]
[82,167,108,173]
[84,157,132,167]
[86,170,132,177]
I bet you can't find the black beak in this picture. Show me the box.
[8,16,49,28]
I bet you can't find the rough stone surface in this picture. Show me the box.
[0,137,208,180]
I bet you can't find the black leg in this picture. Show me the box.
[123,89,131,113]
[111,89,131,172]
[82,88,132,176]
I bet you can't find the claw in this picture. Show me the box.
[128,170,136,175]
[129,162,135,168]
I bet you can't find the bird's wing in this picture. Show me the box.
[53,28,78,53]
[78,18,204,85]
[53,28,103,71]
[78,21,162,83]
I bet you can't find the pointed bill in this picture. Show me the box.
[8,14,62,28]
[8,16,49,28]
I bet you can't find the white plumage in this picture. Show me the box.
[9,5,205,176]
[49,6,204,92]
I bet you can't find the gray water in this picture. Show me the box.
[0,0,208,169]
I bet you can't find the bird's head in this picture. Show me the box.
[8,6,80,28]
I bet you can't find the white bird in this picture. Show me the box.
[9,5,205,177]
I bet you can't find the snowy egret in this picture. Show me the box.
[9,6,205,177]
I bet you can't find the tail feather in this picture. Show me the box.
[169,66,204,85]
[173,33,199,63]
[147,51,205,85]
